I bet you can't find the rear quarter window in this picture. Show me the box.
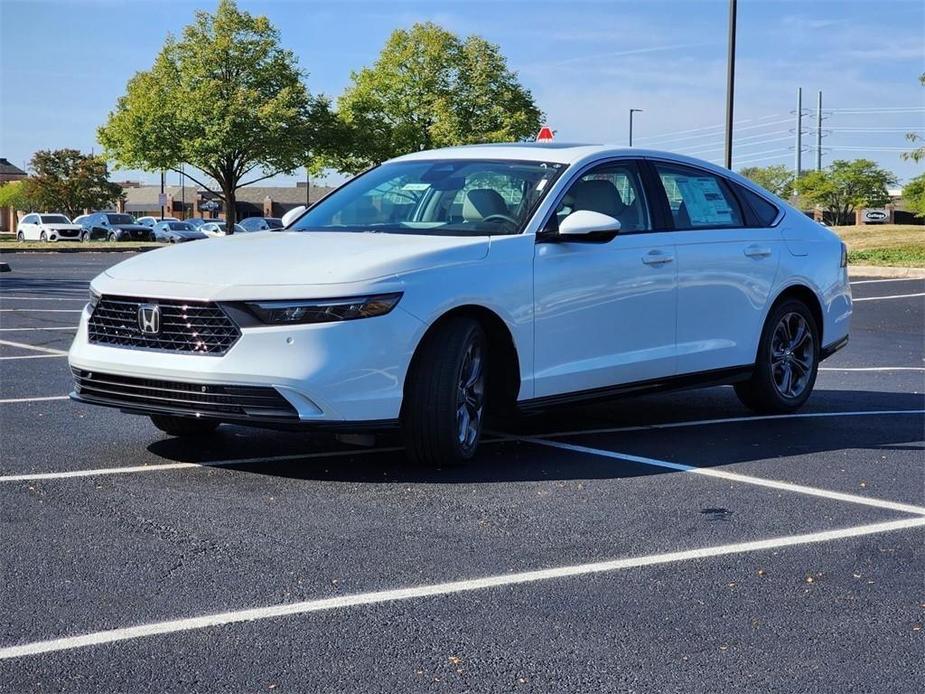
[734,184,781,227]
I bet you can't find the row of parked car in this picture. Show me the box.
[15,213,284,243]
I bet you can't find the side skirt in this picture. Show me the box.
[518,365,754,413]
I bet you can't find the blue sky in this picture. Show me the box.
[1,0,923,189]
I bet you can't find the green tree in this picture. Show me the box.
[902,73,924,163]
[18,150,123,219]
[739,164,795,198]
[0,180,37,212]
[901,173,925,218]
[799,159,898,225]
[98,0,334,226]
[332,22,543,172]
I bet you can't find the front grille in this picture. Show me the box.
[59,229,78,237]
[88,295,241,355]
[72,369,298,420]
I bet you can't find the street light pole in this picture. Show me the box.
[628,108,643,146]
[723,0,737,169]
[159,170,165,221]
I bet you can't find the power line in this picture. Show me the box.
[681,134,794,156]
[633,113,782,143]
[641,117,792,147]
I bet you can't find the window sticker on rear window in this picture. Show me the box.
[675,177,735,225]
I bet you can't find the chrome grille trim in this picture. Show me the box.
[88,295,241,355]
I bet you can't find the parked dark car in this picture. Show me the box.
[238,216,283,232]
[153,221,208,243]
[81,213,154,242]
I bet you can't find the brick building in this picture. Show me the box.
[120,182,334,221]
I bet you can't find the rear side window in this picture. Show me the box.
[654,163,744,229]
[734,184,780,226]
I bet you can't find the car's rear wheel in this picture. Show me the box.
[402,317,487,466]
[735,299,819,413]
[17,231,24,242]
[150,415,220,437]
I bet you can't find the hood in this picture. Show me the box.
[102,231,490,294]
[44,224,83,231]
[171,229,207,239]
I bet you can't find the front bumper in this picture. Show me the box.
[68,302,425,424]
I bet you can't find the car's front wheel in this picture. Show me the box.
[735,299,819,413]
[39,231,47,242]
[150,415,220,437]
[107,232,117,242]
[402,317,487,466]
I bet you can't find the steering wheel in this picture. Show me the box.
[481,214,519,226]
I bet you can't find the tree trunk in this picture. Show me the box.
[223,185,237,231]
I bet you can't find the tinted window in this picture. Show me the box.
[548,161,650,233]
[106,214,135,225]
[167,222,193,230]
[735,184,780,226]
[265,218,283,229]
[654,163,743,229]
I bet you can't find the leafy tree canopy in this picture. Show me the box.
[901,173,925,218]
[17,150,123,219]
[799,159,897,225]
[98,0,335,225]
[739,164,795,198]
[332,22,543,173]
[0,180,36,212]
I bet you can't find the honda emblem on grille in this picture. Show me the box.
[137,304,161,335]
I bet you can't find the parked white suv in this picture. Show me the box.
[68,144,851,465]
[17,213,83,242]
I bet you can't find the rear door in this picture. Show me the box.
[20,214,37,239]
[649,160,781,375]
[532,159,678,399]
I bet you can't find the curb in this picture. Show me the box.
[0,247,157,255]
[848,264,925,279]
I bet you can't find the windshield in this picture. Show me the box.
[265,218,283,229]
[291,159,565,236]
[167,222,194,230]
[41,215,70,224]
[106,214,135,225]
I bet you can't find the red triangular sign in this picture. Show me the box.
[535,125,554,142]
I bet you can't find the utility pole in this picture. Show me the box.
[794,87,803,180]
[159,170,165,221]
[180,165,186,220]
[815,90,823,171]
[628,108,643,146]
[723,0,737,169]
[305,167,310,206]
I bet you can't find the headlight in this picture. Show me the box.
[88,287,101,311]
[244,293,403,325]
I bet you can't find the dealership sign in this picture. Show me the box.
[862,208,889,223]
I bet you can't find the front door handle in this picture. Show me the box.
[642,250,674,266]
[744,245,772,258]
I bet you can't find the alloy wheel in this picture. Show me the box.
[770,312,814,399]
[455,339,485,450]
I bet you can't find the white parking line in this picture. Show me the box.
[0,308,83,313]
[533,409,925,439]
[853,292,925,302]
[0,338,68,355]
[0,395,70,404]
[820,367,924,372]
[520,436,925,516]
[1,515,921,660]
[0,326,78,332]
[850,277,925,285]
[0,446,406,483]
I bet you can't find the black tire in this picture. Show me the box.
[150,415,220,437]
[81,232,89,242]
[17,231,24,242]
[107,232,117,242]
[735,299,820,414]
[401,317,487,466]
[39,231,47,242]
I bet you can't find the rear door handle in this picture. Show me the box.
[744,245,772,258]
[642,250,674,266]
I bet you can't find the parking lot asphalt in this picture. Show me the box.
[1,253,923,693]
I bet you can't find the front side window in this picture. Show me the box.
[547,161,651,233]
[654,163,743,229]
[291,159,565,236]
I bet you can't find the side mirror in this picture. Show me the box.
[281,205,306,228]
[558,210,621,236]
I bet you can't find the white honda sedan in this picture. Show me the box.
[68,144,851,465]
